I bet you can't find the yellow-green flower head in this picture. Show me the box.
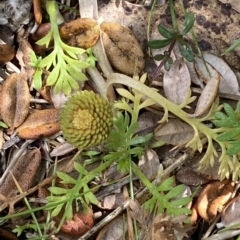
[60,91,113,148]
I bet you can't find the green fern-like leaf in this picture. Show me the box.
[143,176,192,216]
[213,103,240,155]
[105,112,152,172]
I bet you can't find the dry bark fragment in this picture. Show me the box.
[16,109,60,139]
[0,73,30,129]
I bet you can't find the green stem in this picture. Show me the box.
[169,0,179,33]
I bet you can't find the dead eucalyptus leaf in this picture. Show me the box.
[100,21,145,75]
[139,149,160,180]
[60,18,100,49]
[154,119,194,146]
[221,195,240,227]
[195,180,234,222]
[16,109,60,139]
[194,57,215,83]
[185,61,204,88]
[195,57,239,95]
[16,29,35,78]
[163,59,191,105]
[0,73,30,128]
[0,44,15,62]
[0,148,41,204]
[188,72,220,118]
[200,53,240,95]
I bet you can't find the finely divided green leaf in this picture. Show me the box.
[57,171,77,184]
[48,187,69,195]
[217,128,240,141]
[164,184,185,200]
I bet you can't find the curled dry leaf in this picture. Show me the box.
[176,166,212,186]
[16,109,60,139]
[16,29,35,78]
[0,44,15,62]
[98,193,125,210]
[139,149,160,180]
[176,154,221,185]
[60,18,100,49]
[154,119,194,146]
[221,195,240,227]
[59,207,94,236]
[195,180,234,222]
[0,148,41,205]
[100,21,145,75]
[163,58,191,105]
[0,73,30,129]
[195,53,240,95]
[185,61,204,88]
[188,72,220,118]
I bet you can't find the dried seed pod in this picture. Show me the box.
[60,91,113,149]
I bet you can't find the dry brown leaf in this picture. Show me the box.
[221,195,240,227]
[16,109,60,139]
[98,1,148,47]
[195,180,234,222]
[0,44,15,63]
[154,119,194,146]
[194,56,216,83]
[98,193,125,210]
[0,148,41,205]
[57,207,94,236]
[0,73,30,129]
[203,53,239,94]
[0,226,19,240]
[163,59,191,105]
[16,30,35,78]
[139,149,160,180]
[100,21,145,75]
[176,153,221,185]
[60,18,100,49]
[96,215,128,240]
[176,166,213,186]
[188,72,220,118]
[185,61,204,88]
